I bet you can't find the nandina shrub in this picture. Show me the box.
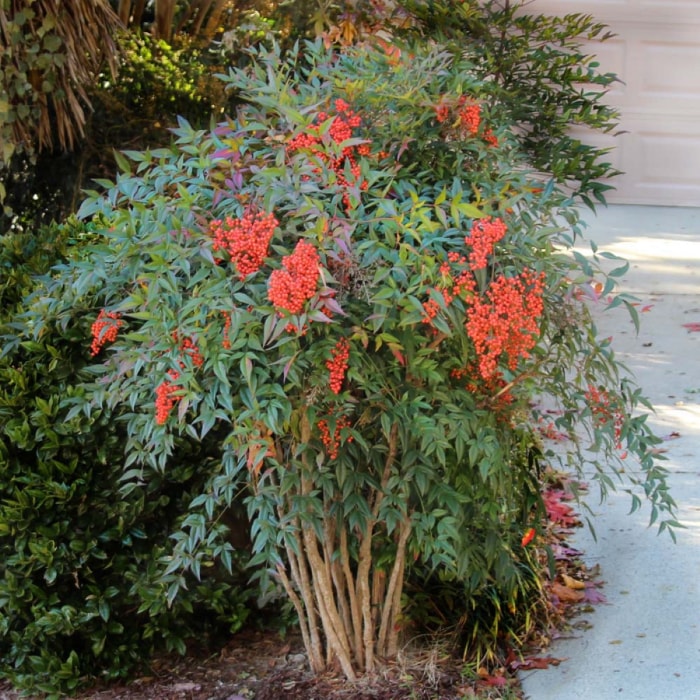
[23,39,677,681]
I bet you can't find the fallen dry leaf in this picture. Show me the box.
[561,573,586,590]
[543,489,580,528]
[511,656,563,671]
[478,675,508,688]
[551,581,585,603]
[582,585,608,605]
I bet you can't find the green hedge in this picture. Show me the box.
[0,222,253,697]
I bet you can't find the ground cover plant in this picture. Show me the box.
[1,32,679,698]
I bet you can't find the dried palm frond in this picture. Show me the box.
[0,0,122,159]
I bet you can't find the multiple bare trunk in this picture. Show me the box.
[271,418,411,679]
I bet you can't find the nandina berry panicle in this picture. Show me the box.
[317,415,353,460]
[268,239,321,315]
[171,331,205,368]
[286,98,370,210]
[209,209,278,280]
[421,251,475,325]
[464,217,507,270]
[221,311,232,350]
[155,369,181,425]
[458,100,481,136]
[465,270,545,379]
[326,337,350,394]
[90,309,123,356]
[433,95,500,146]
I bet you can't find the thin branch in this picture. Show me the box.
[356,422,400,672]
[276,562,319,671]
[377,516,411,658]
[340,526,364,666]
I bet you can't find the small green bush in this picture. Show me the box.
[0,223,252,696]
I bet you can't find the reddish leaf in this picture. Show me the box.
[479,675,507,688]
[551,581,585,603]
[521,527,536,547]
[582,585,608,605]
[682,323,700,333]
[543,489,580,528]
[550,543,583,560]
[511,656,563,671]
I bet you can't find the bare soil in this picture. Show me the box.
[0,629,519,700]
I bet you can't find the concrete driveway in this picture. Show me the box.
[521,205,700,700]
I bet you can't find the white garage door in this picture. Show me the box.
[528,0,700,207]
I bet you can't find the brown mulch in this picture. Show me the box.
[0,629,507,700]
[0,475,598,700]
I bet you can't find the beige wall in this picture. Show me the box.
[527,0,700,206]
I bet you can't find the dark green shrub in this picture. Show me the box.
[0,223,252,697]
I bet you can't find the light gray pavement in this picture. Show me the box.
[521,204,700,700]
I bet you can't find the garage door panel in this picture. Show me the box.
[641,41,700,101]
[637,128,700,185]
[533,0,700,25]
[603,120,700,205]
[528,0,700,205]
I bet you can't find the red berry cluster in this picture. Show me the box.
[326,337,350,394]
[458,100,481,136]
[90,309,123,356]
[483,128,499,147]
[222,311,232,350]
[155,369,181,425]
[287,98,369,209]
[465,269,545,379]
[464,217,507,270]
[172,331,204,368]
[317,415,353,460]
[209,209,278,280]
[267,239,320,315]
[422,252,476,325]
[434,101,450,123]
[433,95,499,146]
[586,384,624,447]
[154,333,205,425]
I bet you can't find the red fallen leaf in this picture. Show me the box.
[551,581,585,603]
[642,304,654,312]
[511,656,563,671]
[662,431,681,440]
[543,489,580,528]
[550,543,583,560]
[682,323,700,333]
[478,674,508,688]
